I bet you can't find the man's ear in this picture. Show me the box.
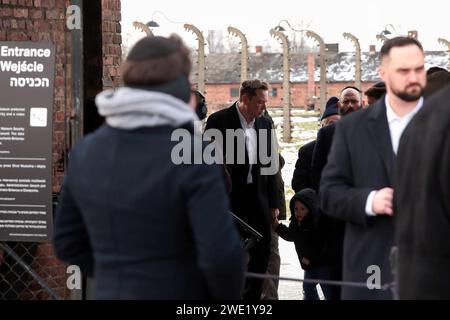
[378,66,386,82]
[242,94,249,105]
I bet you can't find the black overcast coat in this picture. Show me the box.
[320,98,396,300]
[276,189,326,270]
[53,124,244,300]
[395,86,450,299]
[204,103,281,229]
[291,140,316,193]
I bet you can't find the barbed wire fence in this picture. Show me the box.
[0,195,72,300]
[247,272,396,297]
[0,241,70,300]
[0,209,398,300]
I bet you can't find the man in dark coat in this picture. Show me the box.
[311,87,363,300]
[395,83,450,299]
[291,97,339,193]
[320,37,426,299]
[53,35,244,300]
[291,141,316,193]
[205,79,281,300]
[311,87,363,191]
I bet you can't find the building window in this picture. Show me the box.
[269,88,278,97]
[230,87,239,97]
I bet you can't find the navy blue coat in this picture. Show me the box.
[53,124,245,300]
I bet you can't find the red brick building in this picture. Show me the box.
[205,82,378,113]
[196,50,447,112]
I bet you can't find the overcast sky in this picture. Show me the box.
[121,0,449,53]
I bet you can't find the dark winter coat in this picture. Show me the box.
[291,140,316,193]
[395,86,450,299]
[204,103,282,233]
[311,123,335,192]
[311,121,345,287]
[320,98,396,300]
[275,189,326,270]
[53,124,245,300]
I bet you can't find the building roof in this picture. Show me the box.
[191,51,449,83]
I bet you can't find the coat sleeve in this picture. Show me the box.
[53,153,94,277]
[440,131,450,218]
[291,145,312,193]
[311,127,328,192]
[204,112,221,134]
[275,154,287,220]
[204,112,232,192]
[275,220,297,242]
[181,158,245,300]
[319,121,372,226]
[265,121,282,209]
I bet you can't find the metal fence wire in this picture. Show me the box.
[0,206,397,300]
[0,194,70,300]
[0,241,69,300]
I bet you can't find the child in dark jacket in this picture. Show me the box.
[273,188,331,300]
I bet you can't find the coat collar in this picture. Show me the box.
[229,102,244,130]
[367,98,395,184]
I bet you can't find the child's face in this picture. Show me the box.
[294,200,309,222]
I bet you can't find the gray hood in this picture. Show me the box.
[95,87,198,130]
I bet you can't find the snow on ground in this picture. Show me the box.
[278,236,303,300]
[268,108,319,206]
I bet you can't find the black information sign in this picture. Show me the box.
[0,42,55,242]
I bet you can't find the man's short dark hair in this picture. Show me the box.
[424,69,450,97]
[380,36,423,62]
[121,34,191,86]
[427,66,448,76]
[239,79,269,100]
[365,81,386,99]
